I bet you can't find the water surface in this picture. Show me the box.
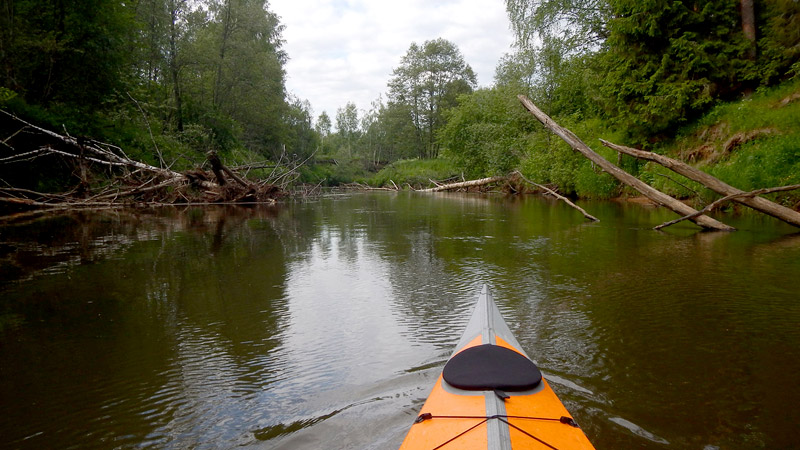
[1,193,799,449]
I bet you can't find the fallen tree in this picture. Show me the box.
[418,175,507,192]
[0,109,292,211]
[419,171,601,222]
[517,95,735,231]
[600,139,800,228]
[654,184,800,230]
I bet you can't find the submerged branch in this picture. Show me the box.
[655,184,800,230]
[512,171,600,222]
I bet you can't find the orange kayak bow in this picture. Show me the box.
[400,285,595,450]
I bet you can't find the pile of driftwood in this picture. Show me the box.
[417,96,800,232]
[0,110,301,214]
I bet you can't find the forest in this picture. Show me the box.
[0,0,798,208]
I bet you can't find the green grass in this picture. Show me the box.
[367,158,459,189]
[298,159,368,186]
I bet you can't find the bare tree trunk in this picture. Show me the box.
[601,139,800,228]
[168,0,184,132]
[741,0,757,60]
[518,95,735,231]
[214,0,233,109]
[206,150,249,187]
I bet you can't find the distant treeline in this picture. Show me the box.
[1,0,798,196]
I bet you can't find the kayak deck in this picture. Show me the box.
[400,285,595,450]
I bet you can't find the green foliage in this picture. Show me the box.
[505,0,610,53]
[372,101,419,162]
[440,86,533,178]
[0,0,132,114]
[335,102,361,157]
[599,0,755,141]
[505,0,799,148]
[0,88,17,104]
[574,163,619,198]
[640,163,714,202]
[519,137,583,195]
[684,79,800,136]
[284,96,318,160]
[1,0,296,168]
[315,112,332,138]
[758,0,800,83]
[709,135,800,192]
[298,160,364,186]
[519,115,623,198]
[4,0,797,201]
[296,156,459,188]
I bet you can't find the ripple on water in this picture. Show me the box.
[609,417,670,445]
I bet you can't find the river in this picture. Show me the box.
[1,192,799,449]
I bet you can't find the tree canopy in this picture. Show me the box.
[503,0,800,141]
[387,38,477,159]
[1,0,296,166]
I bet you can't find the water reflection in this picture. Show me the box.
[0,194,799,449]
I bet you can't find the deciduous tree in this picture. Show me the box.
[388,38,477,159]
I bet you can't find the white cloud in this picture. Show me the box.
[270,0,514,120]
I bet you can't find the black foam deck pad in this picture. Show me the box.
[443,344,542,392]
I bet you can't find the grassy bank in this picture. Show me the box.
[367,158,459,188]
[639,79,800,209]
[299,157,460,189]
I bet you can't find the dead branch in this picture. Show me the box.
[0,196,121,208]
[267,149,318,190]
[655,184,800,230]
[518,95,735,231]
[0,147,54,163]
[0,186,74,201]
[89,178,183,201]
[127,91,165,168]
[0,109,200,184]
[654,173,707,203]
[429,178,444,187]
[512,171,600,222]
[206,150,250,187]
[601,139,800,228]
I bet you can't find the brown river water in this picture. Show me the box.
[1,192,799,449]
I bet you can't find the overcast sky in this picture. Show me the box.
[269,0,515,123]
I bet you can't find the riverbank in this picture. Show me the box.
[631,79,800,210]
[325,80,800,212]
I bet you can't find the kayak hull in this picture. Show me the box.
[399,285,595,450]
